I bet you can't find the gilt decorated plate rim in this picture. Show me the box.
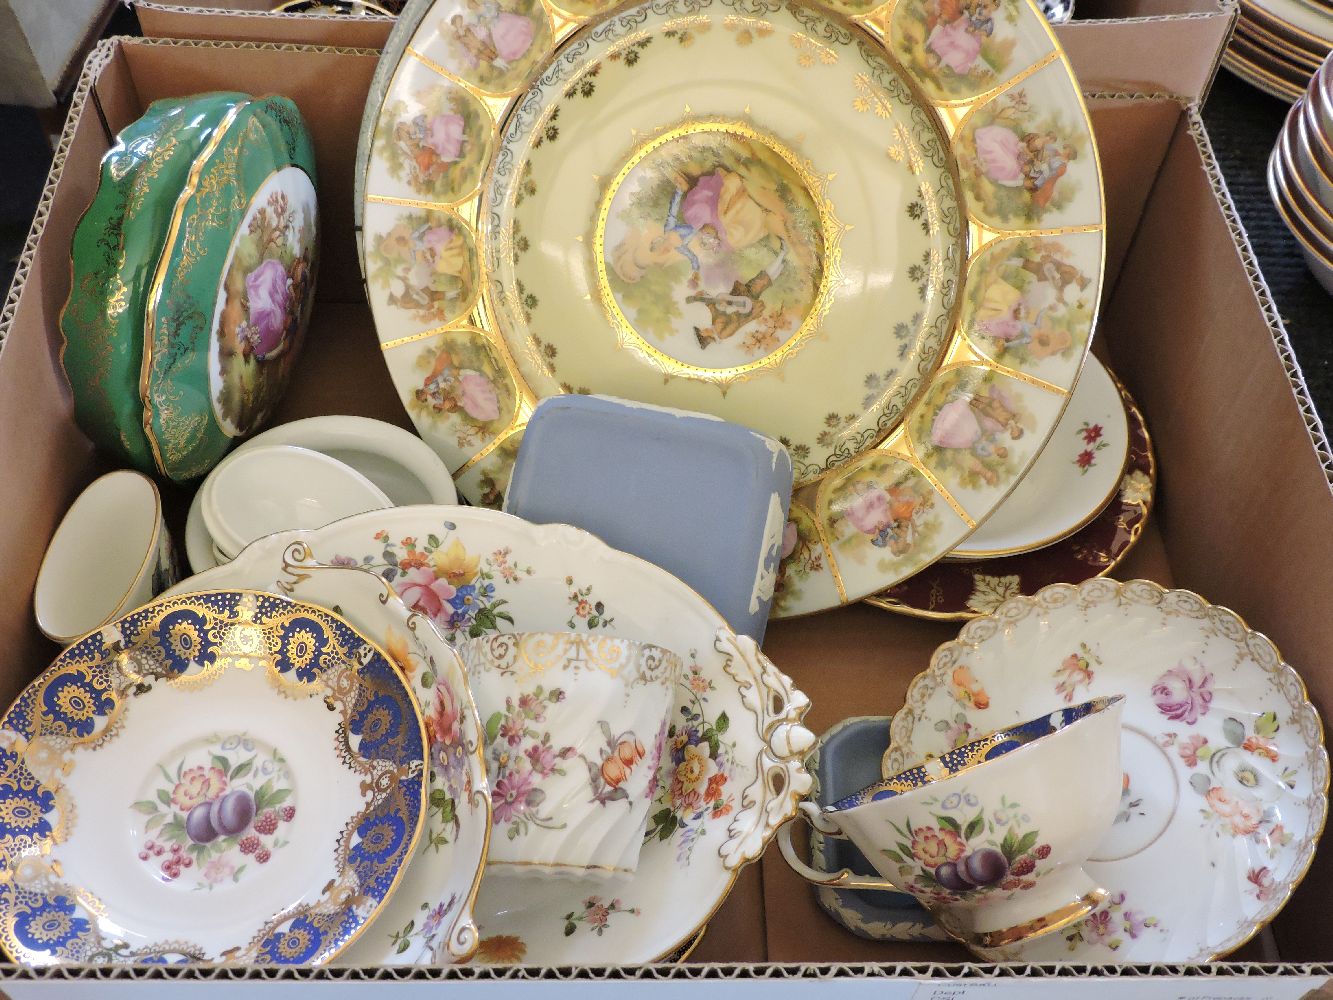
[142,96,319,484]
[356,0,1106,617]
[0,590,427,967]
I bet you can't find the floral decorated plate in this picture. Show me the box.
[949,354,1127,558]
[356,0,1105,612]
[0,590,426,966]
[861,366,1153,620]
[142,96,319,483]
[884,578,1329,962]
[207,505,813,964]
[166,553,489,964]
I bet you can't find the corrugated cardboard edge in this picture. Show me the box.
[134,2,395,46]
[1067,0,1234,25]
[135,1,393,22]
[1078,88,1333,487]
[1183,102,1333,487]
[0,960,1328,981]
[1057,0,1237,103]
[0,39,1330,982]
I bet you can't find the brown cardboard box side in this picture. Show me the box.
[1,37,1330,976]
[136,1,396,47]
[133,0,1237,104]
[1104,113,1333,961]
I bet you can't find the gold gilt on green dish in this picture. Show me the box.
[141,96,320,483]
[62,93,320,483]
[60,93,248,475]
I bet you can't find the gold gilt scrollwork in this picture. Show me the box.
[460,631,683,687]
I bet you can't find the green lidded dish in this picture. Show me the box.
[141,94,319,483]
[60,92,250,474]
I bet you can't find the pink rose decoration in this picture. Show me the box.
[780,521,799,559]
[245,257,292,358]
[458,369,500,422]
[1176,733,1209,768]
[426,113,465,161]
[930,397,982,449]
[1205,786,1263,836]
[843,487,891,536]
[525,743,558,776]
[422,225,456,253]
[1247,866,1276,902]
[972,125,1025,187]
[1151,659,1214,724]
[395,566,457,622]
[427,677,461,751]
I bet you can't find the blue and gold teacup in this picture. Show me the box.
[779,695,1124,948]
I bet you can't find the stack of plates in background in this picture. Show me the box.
[1226,0,1333,101]
[1268,50,1333,293]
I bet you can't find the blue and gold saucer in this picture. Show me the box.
[0,590,426,966]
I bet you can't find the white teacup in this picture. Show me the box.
[35,470,178,645]
[780,695,1124,948]
[457,631,682,876]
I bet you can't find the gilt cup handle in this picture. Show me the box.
[778,803,905,892]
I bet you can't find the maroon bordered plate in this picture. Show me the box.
[865,368,1154,621]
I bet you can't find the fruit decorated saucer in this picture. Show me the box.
[356,0,1105,615]
[949,354,1128,559]
[168,549,490,965]
[861,365,1153,620]
[885,578,1329,962]
[0,591,427,966]
[202,505,814,964]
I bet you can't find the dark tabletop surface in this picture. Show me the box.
[2,24,1330,423]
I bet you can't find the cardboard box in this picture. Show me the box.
[1058,0,1238,101]
[135,0,397,48]
[0,33,1331,992]
[131,0,1238,102]
[0,0,114,107]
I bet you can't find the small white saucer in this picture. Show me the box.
[952,356,1129,559]
[185,416,457,573]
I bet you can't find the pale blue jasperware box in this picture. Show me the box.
[503,395,794,642]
